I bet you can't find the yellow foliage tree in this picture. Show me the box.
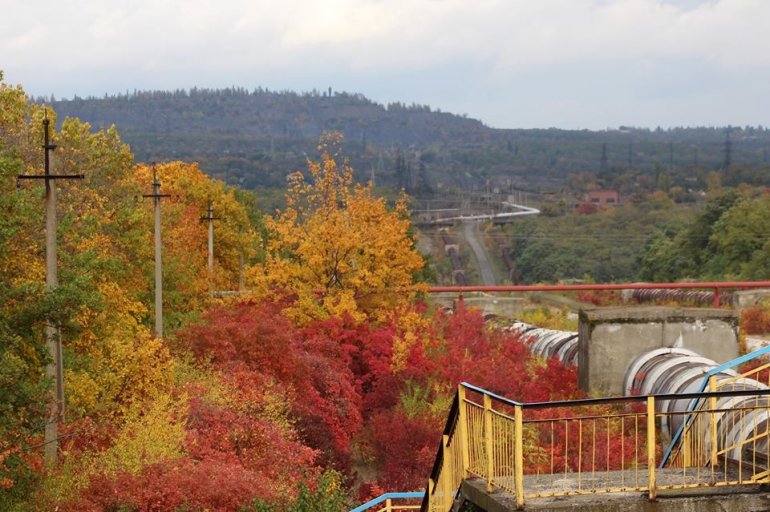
[252,133,424,323]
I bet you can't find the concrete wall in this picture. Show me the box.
[735,288,770,309]
[578,306,739,396]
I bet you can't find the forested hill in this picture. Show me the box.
[45,88,770,192]
[49,88,489,146]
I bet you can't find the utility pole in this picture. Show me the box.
[200,201,220,290]
[600,143,608,173]
[238,252,245,293]
[17,115,84,463]
[142,166,170,338]
[669,142,674,171]
[723,129,733,171]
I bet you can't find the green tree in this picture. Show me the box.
[706,195,770,279]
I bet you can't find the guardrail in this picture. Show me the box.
[422,382,770,512]
[350,492,424,512]
[427,281,770,308]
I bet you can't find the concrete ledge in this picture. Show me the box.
[735,289,770,309]
[580,306,737,323]
[461,478,770,511]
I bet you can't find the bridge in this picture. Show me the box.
[413,201,540,226]
[354,282,770,512]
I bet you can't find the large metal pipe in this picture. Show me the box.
[507,322,578,367]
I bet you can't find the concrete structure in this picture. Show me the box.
[460,478,770,512]
[430,293,525,318]
[734,288,770,309]
[578,306,739,395]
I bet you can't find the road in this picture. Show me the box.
[462,220,496,286]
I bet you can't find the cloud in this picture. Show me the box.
[1,0,768,128]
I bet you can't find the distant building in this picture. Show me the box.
[583,189,620,206]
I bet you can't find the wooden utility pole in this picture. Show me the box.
[142,166,170,338]
[723,129,733,171]
[17,116,83,463]
[600,143,608,173]
[201,201,220,290]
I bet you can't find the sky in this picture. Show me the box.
[1,0,768,130]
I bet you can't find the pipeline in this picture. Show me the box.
[506,321,579,367]
[624,347,770,462]
[631,288,735,307]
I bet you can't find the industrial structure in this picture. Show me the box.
[355,283,770,512]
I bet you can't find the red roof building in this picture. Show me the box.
[584,190,620,206]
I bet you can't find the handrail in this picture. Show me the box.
[421,392,460,512]
[350,492,425,512]
[463,381,770,410]
[428,281,770,293]
[460,381,523,407]
[427,281,770,308]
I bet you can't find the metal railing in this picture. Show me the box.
[661,344,770,467]
[422,382,770,512]
[350,492,425,512]
[666,360,770,475]
[427,281,770,308]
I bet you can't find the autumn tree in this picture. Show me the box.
[253,133,424,324]
[131,161,259,330]
[0,71,50,505]
[1,73,348,511]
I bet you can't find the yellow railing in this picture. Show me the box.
[371,499,421,512]
[422,382,770,512]
[351,493,424,512]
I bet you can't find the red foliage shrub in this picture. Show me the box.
[176,299,587,497]
[576,289,621,306]
[365,408,443,491]
[63,457,277,512]
[185,397,317,479]
[576,203,599,215]
[742,306,770,335]
[739,359,770,385]
[179,301,366,472]
[184,300,302,384]
[293,325,363,470]
[432,306,581,402]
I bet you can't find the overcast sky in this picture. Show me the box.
[1,0,768,130]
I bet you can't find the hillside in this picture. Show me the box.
[45,88,770,194]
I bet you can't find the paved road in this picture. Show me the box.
[462,220,496,286]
